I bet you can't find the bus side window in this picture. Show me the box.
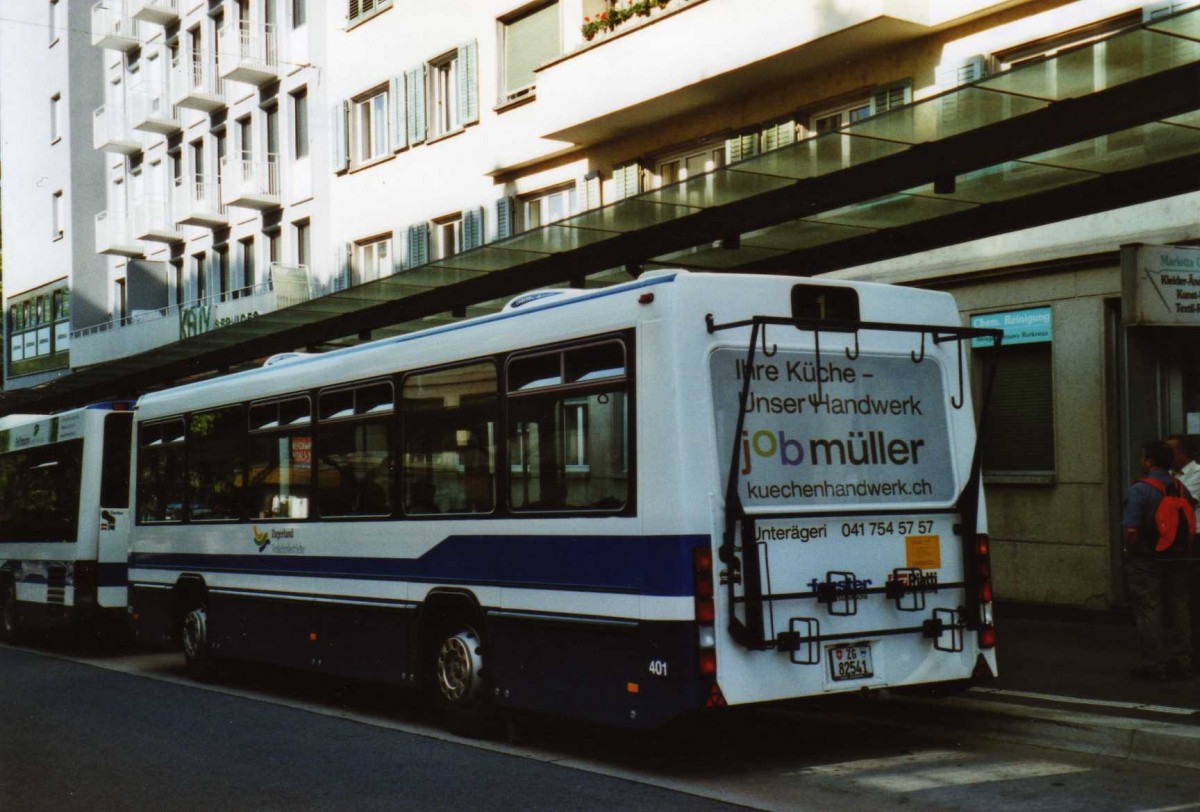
[137,419,186,523]
[317,381,395,518]
[401,361,498,516]
[102,413,133,509]
[506,339,630,513]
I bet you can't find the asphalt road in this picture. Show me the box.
[3,638,1200,812]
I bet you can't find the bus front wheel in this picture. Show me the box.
[0,581,18,643]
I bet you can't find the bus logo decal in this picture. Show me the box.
[253,526,271,552]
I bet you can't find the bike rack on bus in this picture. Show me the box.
[705,312,1003,657]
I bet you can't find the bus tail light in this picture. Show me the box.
[694,546,717,677]
[979,623,997,649]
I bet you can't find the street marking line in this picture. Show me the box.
[856,761,1089,793]
[782,750,963,777]
[969,687,1199,717]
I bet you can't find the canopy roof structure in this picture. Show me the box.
[7,8,1200,413]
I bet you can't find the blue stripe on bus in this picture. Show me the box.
[129,533,708,596]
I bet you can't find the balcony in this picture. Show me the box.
[91,1,140,51]
[218,21,281,86]
[131,197,182,242]
[220,155,281,210]
[95,211,144,258]
[129,0,178,25]
[536,0,947,144]
[170,53,225,112]
[173,180,228,227]
[93,105,142,155]
[129,84,180,135]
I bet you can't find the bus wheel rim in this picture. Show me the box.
[436,629,482,704]
[182,608,207,660]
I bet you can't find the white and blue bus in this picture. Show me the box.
[127,271,999,727]
[0,404,134,640]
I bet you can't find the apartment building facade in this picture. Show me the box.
[3,0,1200,611]
[0,0,107,387]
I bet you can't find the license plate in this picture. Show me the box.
[828,643,873,681]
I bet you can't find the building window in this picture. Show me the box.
[429,52,458,138]
[433,214,462,261]
[49,0,61,45]
[239,237,256,294]
[266,228,281,267]
[348,0,392,26]
[114,278,128,325]
[50,93,61,142]
[356,235,391,282]
[291,87,309,159]
[354,88,388,163]
[500,1,560,103]
[192,252,207,302]
[52,190,63,240]
[238,116,253,161]
[295,219,310,268]
[216,244,231,301]
[813,101,872,134]
[521,184,576,231]
[293,0,307,28]
[265,103,280,165]
[171,258,184,308]
[654,144,724,189]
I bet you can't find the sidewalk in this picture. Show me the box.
[900,602,1200,768]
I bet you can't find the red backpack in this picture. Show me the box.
[1139,477,1197,556]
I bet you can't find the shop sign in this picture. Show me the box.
[969,307,1051,348]
[1122,244,1200,326]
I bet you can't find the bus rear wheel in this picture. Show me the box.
[181,605,215,680]
[427,619,495,735]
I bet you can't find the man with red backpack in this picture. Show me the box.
[1122,440,1195,680]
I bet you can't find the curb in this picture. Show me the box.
[904,695,1200,769]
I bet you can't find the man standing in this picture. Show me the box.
[1167,434,1200,665]
[1122,440,1193,679]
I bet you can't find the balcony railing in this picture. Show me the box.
[129,84,180,135]
[95,210,144,257]
[70,268,315,366]
[220,155,281,210]
[129,0,179,25]
[91,1,140,51]
[93,105,142,154]
[132,197,182,242]
[218,20,281,85]
[170,53,225,112]
[173,179,228,227]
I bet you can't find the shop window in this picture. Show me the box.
[979,343,1055,474]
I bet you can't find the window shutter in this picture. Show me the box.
[391,230,405,274]
[406,223,429,268]
[576,173,601,211]
[503,2,560,100]
[333,243,351,291]
[389,75,407,152]
[870,81,911,116]
[462,207,484,250]
[724,133,759,164]
[457,40,479,126]
[613,162,642,202]
[761,121,795,153]
[495,196,515,239]
[406,65,427,145]
[979,344,1055,472]
[348,0,360,22]
[331,100,348,172]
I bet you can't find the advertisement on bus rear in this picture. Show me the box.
[711,348,956,508]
